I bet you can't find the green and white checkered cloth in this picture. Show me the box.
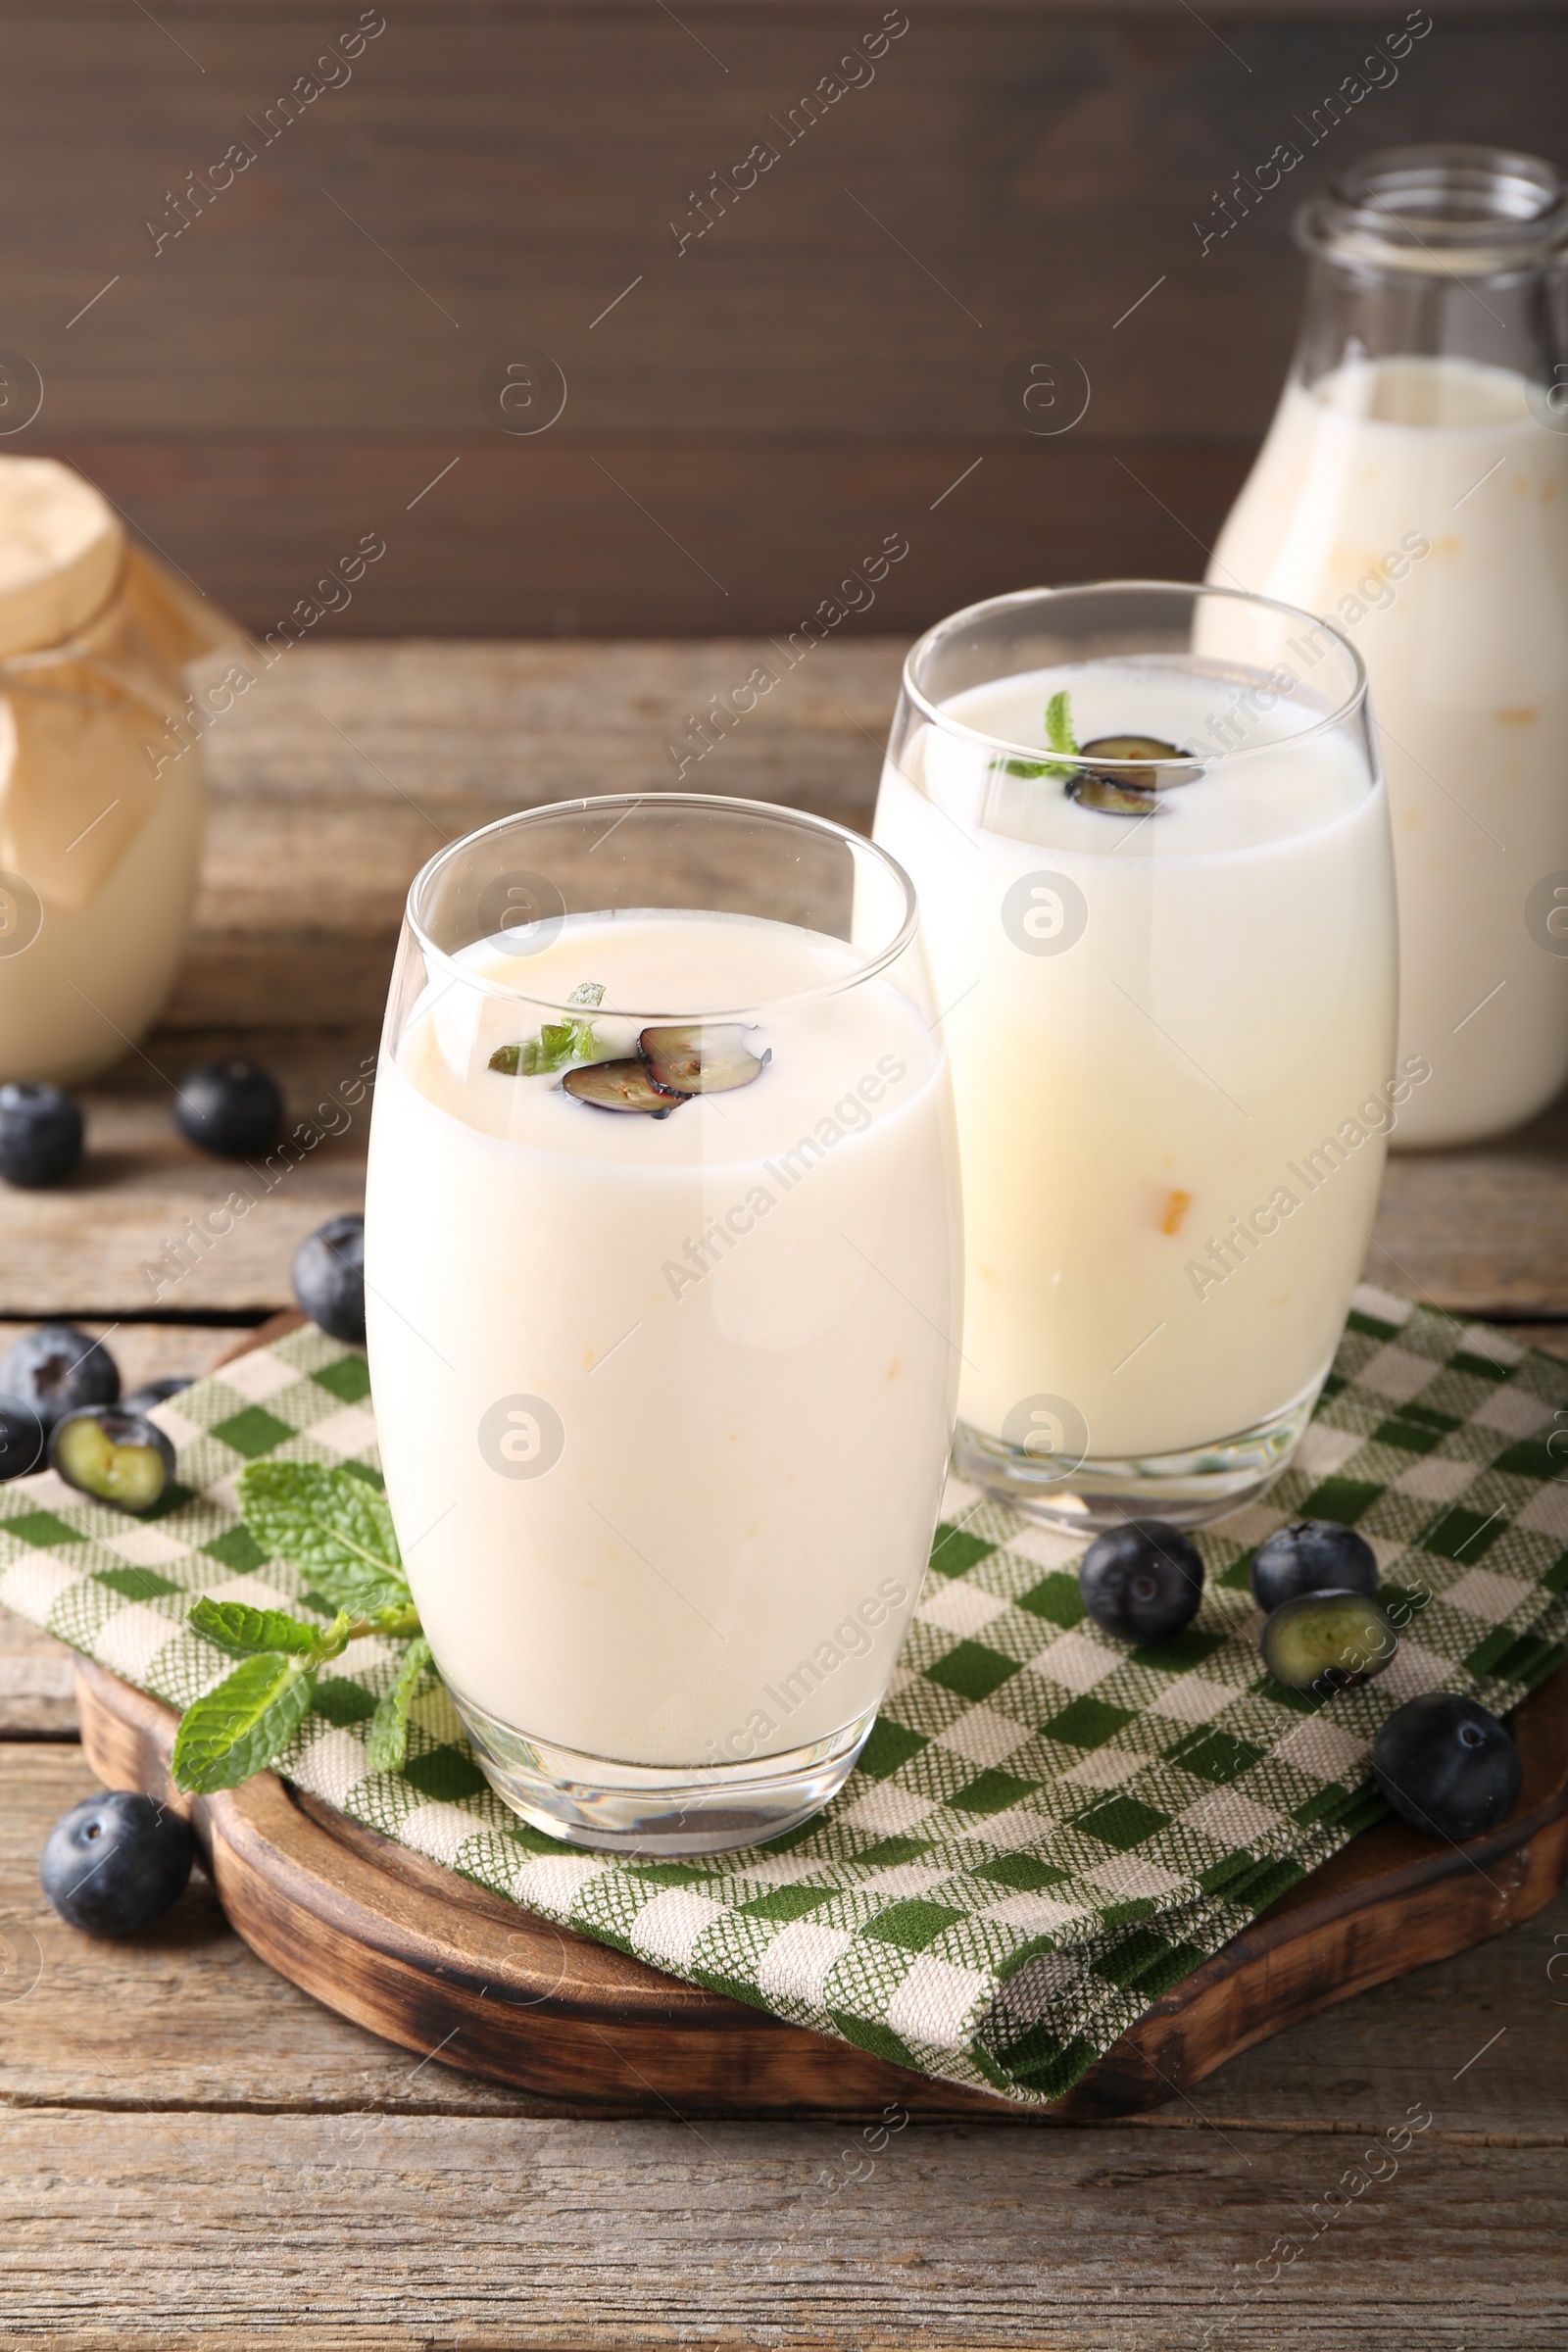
[2,1281,1565,2107]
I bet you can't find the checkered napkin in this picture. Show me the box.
[3,1281,1565,2108]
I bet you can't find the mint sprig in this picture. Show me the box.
[490,978,606,1077]
[1001,688,1079,780]
[171,1461,428,1795]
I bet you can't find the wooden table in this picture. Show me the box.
[2,642,1565,2349]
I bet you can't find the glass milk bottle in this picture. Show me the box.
[1210,145,1568,1147]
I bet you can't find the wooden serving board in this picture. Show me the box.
[74,1319,1568,2122]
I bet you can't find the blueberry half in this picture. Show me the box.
[1372,1693,1522,1842]
[1259,1589,1398,1692]
[39,1790,193,1936]
[1251,1519,1379,1613]
[1079,1521,1204,1643]
[292,1213,365,1345]
[0,1081,83,1188]
[173,1058,283,1158]
[0,1323,119,1431]
[49,1406,176,1515]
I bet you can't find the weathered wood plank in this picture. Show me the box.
[2,1743,1565,2136]
[0,2106,1560,2350]
[7,5,1565,631]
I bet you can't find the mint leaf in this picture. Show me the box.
[189,1597,324,1659]
[366,1635,433,1772]
[1046,689,1076,759]
[172,1651,318,1794]
[238,1461,408,1613]
[489,980,605,1078]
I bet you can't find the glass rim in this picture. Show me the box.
[403,792,922,1019]
[1296,142,1568,275]
[901,579,1370,770]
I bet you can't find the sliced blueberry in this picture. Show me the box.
[173,1057,283,1158]
[1259,1589,1398,1692]
[122,1376,193,1415]
[292,1213,366,1345]
[49,1406,176,1514]
[0,1401,44,1481]
[1079,1521,1204,1643]
[0,1081,83,1188]
[1068,736,1203,816]
[1251,1519,1379,1613]
[563,1058,686,1116]
[0,1323,119,1431]
[1371,1693,1522,1842]
[39,1789,193,1936]
[639,1024,769,1096]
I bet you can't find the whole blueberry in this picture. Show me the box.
[1079,1520,1204,1644]
[39,1789,193,1936]
[0,1400,44,1481]
[174,1057,283,1158]
[1251,1519,1379,1613]
[1372,1693,1522,1842]
[122,1376,192,1415]
[0,1323,119,1432]
[292,1213,366,1345]
[0,1081,83,1188]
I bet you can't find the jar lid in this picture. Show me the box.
[1297,144,1568,277]
[0,457,124,659]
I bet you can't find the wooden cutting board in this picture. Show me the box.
[74,1314,1568,2122]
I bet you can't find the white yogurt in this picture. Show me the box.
[363,909,959,1769]
[873,661,1397,1463]
[1211,356,1568,1146]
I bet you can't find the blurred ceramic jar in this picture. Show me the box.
[0,457,243,1081]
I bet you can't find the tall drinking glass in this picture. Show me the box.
[872,582,1398,1532]
[364,796,960,1853]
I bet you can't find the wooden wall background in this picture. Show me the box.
[8,1,1564,638]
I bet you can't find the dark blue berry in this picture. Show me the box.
[1259,1590,1398,1692]
[0,1323,119,1431]
[1251,1519,1378,1613]
[1372,1693,1522,1842]
[0,1401,44,1481]
[50,1406,176,1514]
[173,1058,283,1158]
[0,1081,83,1188]
[292,1213,365,1345]
[39,1790,193,1936]
[122,1376,192,1415]
[1079,1521,1204,1643]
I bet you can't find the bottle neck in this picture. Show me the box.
[1292,145,1568,409]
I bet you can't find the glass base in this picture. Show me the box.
[953,1384,1319,1536]
[454,1693,876,1856]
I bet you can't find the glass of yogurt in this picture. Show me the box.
[873,581,1397,1533]
[364,796,961,1853]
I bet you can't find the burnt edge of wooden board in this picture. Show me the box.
[67,1307,1568,2120]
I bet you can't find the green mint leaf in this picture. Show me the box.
[188,1597,325,1659]
[1001,758,1052,778]
[172,1652,318,1794]
[365,1635,433,1772]
[1046,689,1077,759]
[490,981,605,1078]
[237,1461,409,1614]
